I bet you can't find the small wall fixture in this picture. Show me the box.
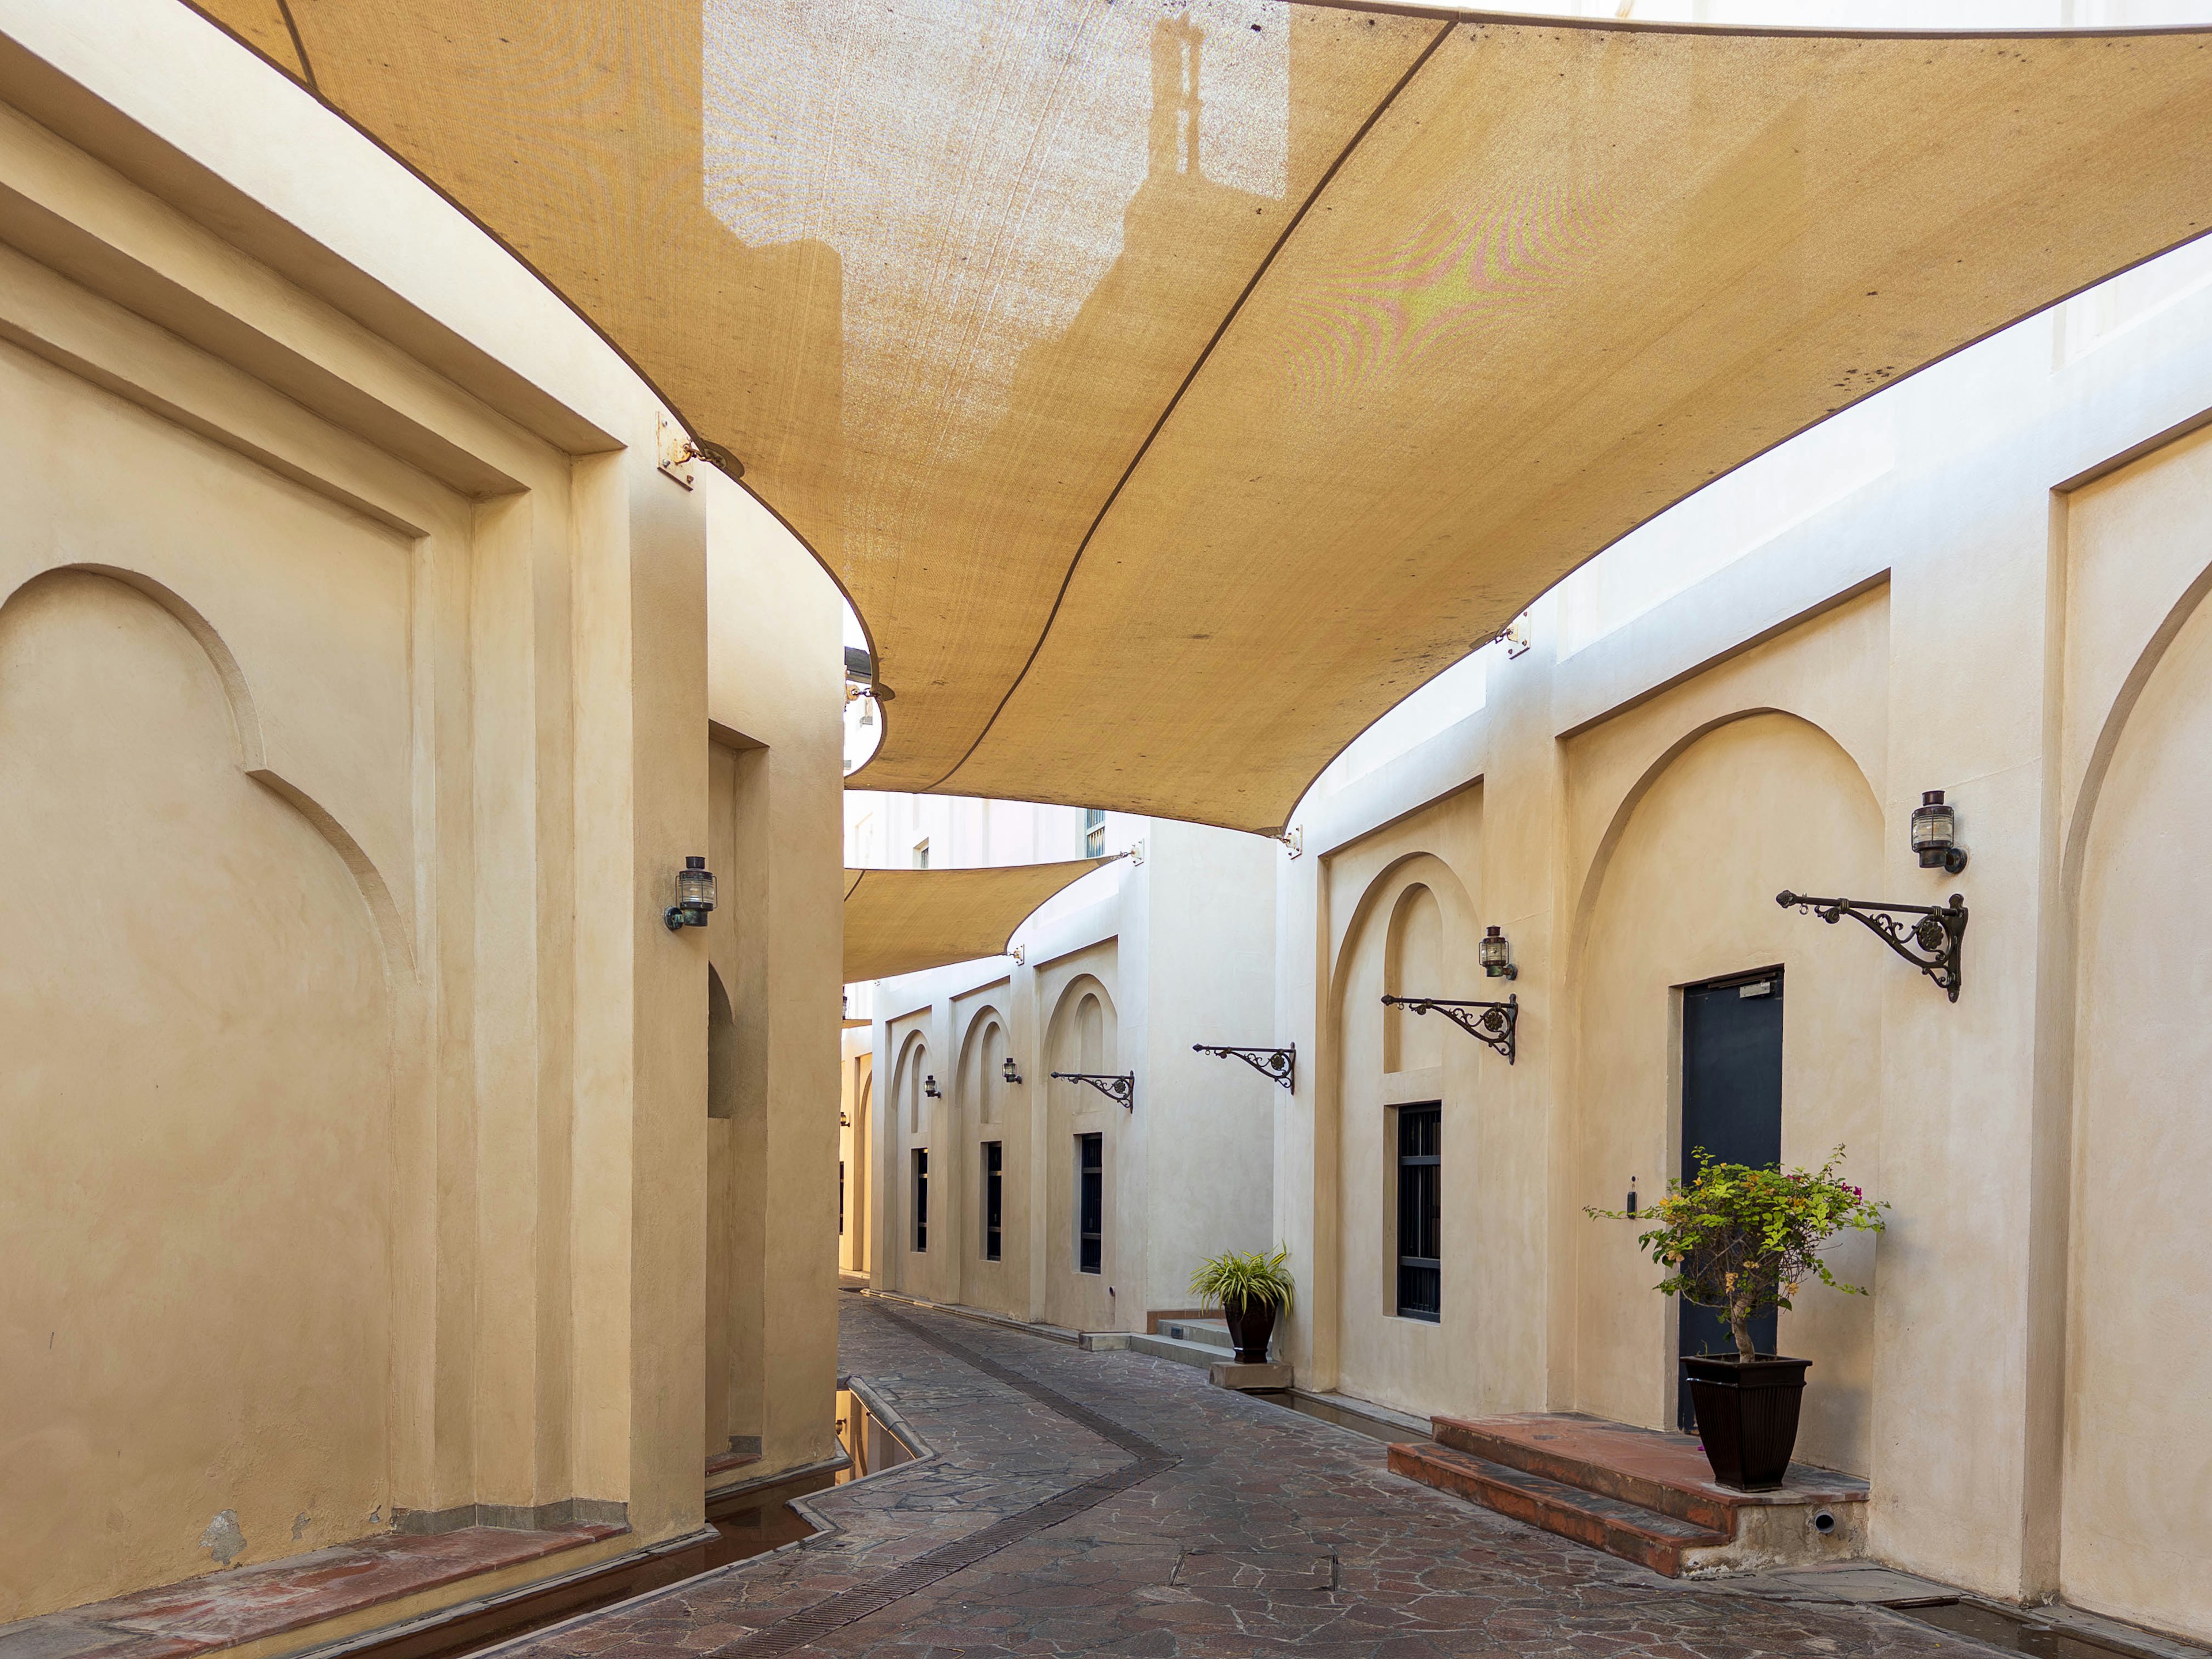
[1002,1056,1024,1085]
[1380,994,1518,1064]
[1051,1070,1135,1110]
[1192,1043,1296,1091]
[1479,925,1517,980]
[1911,789,1968,873]
[923,1074,941,1099]
[1776,889,1967,1002]
[664,855,717,931]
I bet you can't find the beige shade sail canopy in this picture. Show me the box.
[192,3,2212,832]
[843,858,1115,984]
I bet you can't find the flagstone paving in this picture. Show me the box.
[501,1296,1986,1659]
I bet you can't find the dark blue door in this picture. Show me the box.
[1677,971,1783,1431]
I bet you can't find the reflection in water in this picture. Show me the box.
[835,1384,914,1481]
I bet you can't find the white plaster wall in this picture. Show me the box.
[2059,456,2212,1644]
[1570,711,1885,1473]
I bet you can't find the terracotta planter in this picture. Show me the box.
[1683,1353,1809,1490]
[1222,1297,1277,1364]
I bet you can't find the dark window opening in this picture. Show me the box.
[1077,1132,1103,1275]
[839,1160,846,1236]
[911,1147,929,1252]
[983,1141,1003,1262]
[1396,1104,1440,1322]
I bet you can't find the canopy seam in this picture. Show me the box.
[921,14,1458,798]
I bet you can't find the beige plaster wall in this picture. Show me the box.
[0,570,393,1618]
[2058,446,2212,1643]
[1041,964,1122,1334]
[0,1,843,1623]
[1570,711,1884,1473]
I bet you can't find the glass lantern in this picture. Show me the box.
[1479,925,1514,979]
[1910,790,1964,872]
[1002,1056,1022,1085]
[666,854,717,930]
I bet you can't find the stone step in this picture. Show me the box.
[1388,1440,1733,1579]
[1430,1415,1736,1533]
[1154,1317,1234,1352]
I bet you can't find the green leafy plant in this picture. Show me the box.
[1188,1245,1296,1313]
[1586,1146,1884,1362]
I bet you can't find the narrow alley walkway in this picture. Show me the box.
[496,1298,1982,1659]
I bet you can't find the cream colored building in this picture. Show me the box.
[836,222,2212,1649]
[846,799,1279,1332]
[0,0,841,1634]
[1265,234,2212,1643]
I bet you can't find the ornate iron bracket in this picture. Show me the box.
[1775,890,1967,1002]
[1379,994,1518,1064]
[1192,1044,1296,1091]
[1050,1071,1135,1110]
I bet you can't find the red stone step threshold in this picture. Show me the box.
[0,1522,628,1659]
[1389,1411,1868,1578]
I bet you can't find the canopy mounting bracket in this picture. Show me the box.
[1192,1044,1296,1092]
[1050,1071,1134,1110]
[1776,890,1966,1002]
[1380,994,1517,1064]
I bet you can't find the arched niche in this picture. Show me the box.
[0,567,392,1600]
[958,1006,1008,1129]
[2061,577,2212,1641]
[1384,884,1446,1073]
[707,965,737,1120]
[1327,850,1479,1421]
[1043,975,1118,1332]
[1571,709,1882,1473]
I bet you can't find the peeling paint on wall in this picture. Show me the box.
[199,1510,244,1567]
[291,1513,310,1541]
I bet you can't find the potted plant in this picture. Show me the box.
[1189,1246,1295,1364]
[1588,1147,1884,1490]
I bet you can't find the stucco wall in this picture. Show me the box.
[1571,711,1884,1473]
[0,1,842,1625]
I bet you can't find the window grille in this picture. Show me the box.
[912,1147,929,1252]
[983,1141,1003,1261]
[1077,1132,1103,1274]
[1396,1105,1441,1321]
[1084,808,1105,858]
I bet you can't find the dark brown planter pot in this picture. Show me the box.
[1683,1353,1810,1491]
[1222,1297,1277,1363]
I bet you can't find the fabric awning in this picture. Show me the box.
[843,858,1114,984]
[191,3,2212,832]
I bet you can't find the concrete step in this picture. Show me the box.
[1398,1412,1869,1578]
[1086,1330,1228,1370]
[1388,1440,1733,1578]
[1430,1415,1735,1533]
[1154,1317,1233,1353]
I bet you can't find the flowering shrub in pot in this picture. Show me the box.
[1189,1247,1294,1363]
[1588,1147,1884,1490]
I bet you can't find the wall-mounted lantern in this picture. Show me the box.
[1051,1070,1135,1110]
[1192,1043,1296,1091]
[664,855,717,932]
[1479,925,1517,980]
[923,1074,942,1099]
[1379,994,1518,1064]
[1911,790,1968,873]
[1002,1056,1023,1085]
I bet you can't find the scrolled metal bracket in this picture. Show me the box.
[1050,1070,1135,1110]
[1192,1044,1296,1092]
[1380,994,1518,1064]
[1775,890,1967,1002]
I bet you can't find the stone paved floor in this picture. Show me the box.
[503,1297,1989,1659]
